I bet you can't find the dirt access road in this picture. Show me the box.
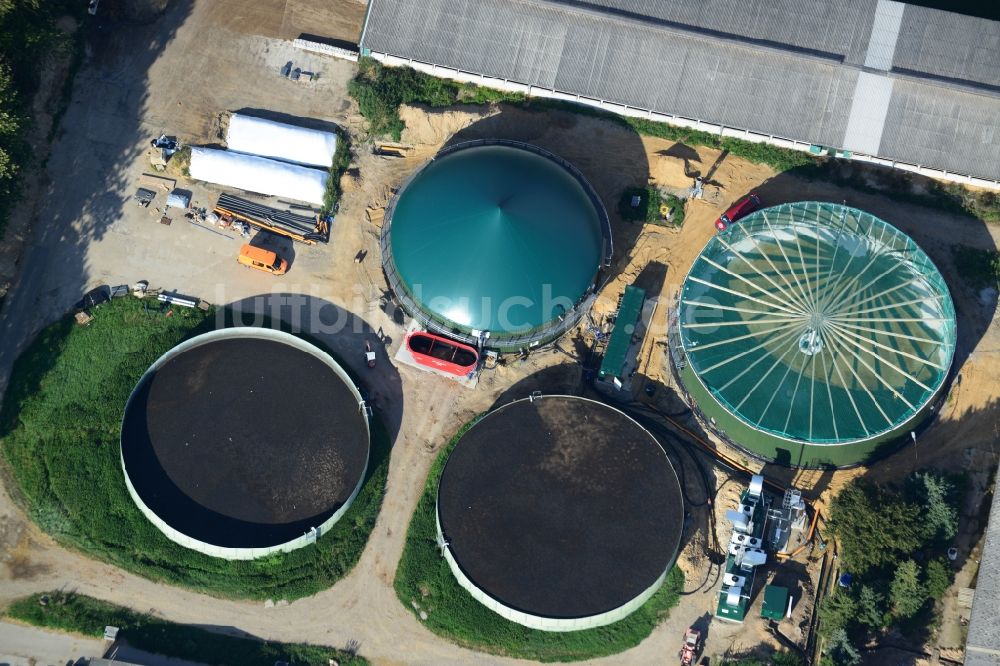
[1,1,999,665]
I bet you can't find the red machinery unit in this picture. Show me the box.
[679,627,702,666]
[406,331,479,376]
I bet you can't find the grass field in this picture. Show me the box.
[5,591,367,665]
[0,297,389,600]
[393,418,685,662]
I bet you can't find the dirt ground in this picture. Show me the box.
[0,0,998,664]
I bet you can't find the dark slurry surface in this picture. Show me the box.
[437,397,683,619]
[121,337,369,548]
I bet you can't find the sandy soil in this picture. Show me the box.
[360,103,1000,659]
[0,4,998,662]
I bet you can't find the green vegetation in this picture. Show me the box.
[720,652,803,666]
[952,246,1000,288]
[0,1,84,236]
[348,60,1000,224]
[818,474,962,658]
[889,559,926,619]
[617,186,685,227]
[393,416,685,662]
[348,57,525,140]
[166,144,191,178]
[618,186,659,222]
[855,585,887,632]
[627,117,815,173]
[322,130,352,213]
[925,558,953,600]
[661,193,686,227]
[5,591,367,665]
[821,629,861,666]
[0,297,389,600]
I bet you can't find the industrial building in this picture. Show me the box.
[671,202,956,468]
[120,328,370,559]
[360,0,1000,189]
[436,395,683,630]
[381,140,611,353]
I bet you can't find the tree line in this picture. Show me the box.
[819,473,962,665]
[0,0,80,234]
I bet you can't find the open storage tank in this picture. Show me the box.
[436,395,683,631]
[120,328,370,559]
[673,201,956,467]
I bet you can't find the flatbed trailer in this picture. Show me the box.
[214,193,329,244]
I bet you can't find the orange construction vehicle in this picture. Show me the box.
[237,244,288,275]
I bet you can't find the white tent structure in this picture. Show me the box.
[189,148,327,205]
[226,114,337,168]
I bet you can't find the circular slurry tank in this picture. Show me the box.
[120,328,370,559]
[674,201,956,468]
[381,140,611,353]
[436,395,683,631]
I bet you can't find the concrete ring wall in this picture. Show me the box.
[434,396,681,631]
[119,327,370,560]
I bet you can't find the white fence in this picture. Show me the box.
[293,38,360,62]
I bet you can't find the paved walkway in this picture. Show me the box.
[0,620,102,666]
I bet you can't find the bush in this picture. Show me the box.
[827,481,922,574]
[856,585,887,632]
[392,416,685,661]
[661,193,686,227]
[818,589,857,638]
[822,474,963,640]
[617,186,684,226]
[823,629,861,666]
[166,145,191,177]
[0,1,84,236]
[771,652,805,666]
[890,560,926,619]
[925,558,953,601]
[348,58,523,140]
[5,591,367,665]
[618,186,657,222]
[322,131,352,213]
[0,298,390,600]
[909,472,960,543]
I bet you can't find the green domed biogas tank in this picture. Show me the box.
[381,142,608,352]
[675,202,956,468]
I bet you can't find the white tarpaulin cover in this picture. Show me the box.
[226,114,337,168]
[189,148,327,205]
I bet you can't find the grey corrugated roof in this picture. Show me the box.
[562,0,877,61]
[967,467,1000,665]
[896,4,1000,88]
[361,0,1000,181]
[881,80,1000,177]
